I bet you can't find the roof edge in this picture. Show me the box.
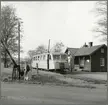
[90,44,106,56]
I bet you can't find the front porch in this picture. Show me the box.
[74,56,91,72]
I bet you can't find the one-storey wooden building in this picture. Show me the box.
[65,42,107,72]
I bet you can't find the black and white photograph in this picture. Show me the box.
[0,1,107,105]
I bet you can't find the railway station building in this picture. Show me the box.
[65,42,107,72]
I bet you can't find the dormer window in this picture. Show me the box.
[101,48,104,53]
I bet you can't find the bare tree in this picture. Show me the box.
[28,50,36,59]
[35,45,47,54]
[1,5,23,67]
[52,42,64,53]
[93,1,107,42]
[28,45,47,58]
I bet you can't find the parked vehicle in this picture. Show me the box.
[31,53,69,72]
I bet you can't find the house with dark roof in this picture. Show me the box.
[65,42,107,72]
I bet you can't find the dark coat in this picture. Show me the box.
[26,64,30,75]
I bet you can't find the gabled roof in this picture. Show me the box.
[75,44,106,56]
[65,48,79,55]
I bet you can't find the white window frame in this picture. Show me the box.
[100,58,105,66]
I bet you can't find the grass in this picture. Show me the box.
[1,68,101,89]
[2,73,96,89]
[68,76,107,84]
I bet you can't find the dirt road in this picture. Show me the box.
[1,82,107,105]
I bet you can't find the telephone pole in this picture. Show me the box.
[18,21,20,80]
[106,2,108,105]
[107,18,108,105]
[0,1,1,99]
[0,36,1,100]
[47,39,50,70]
[48,39,50,53]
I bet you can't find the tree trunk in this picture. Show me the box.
[4,50,7,68]
[4,36,8,68]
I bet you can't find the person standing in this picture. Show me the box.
[24,62,30,81]
[26,63,30,75]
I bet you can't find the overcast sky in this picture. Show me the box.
[1,1,105,58]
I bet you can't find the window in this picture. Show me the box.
[80,59,84,66]
[36,56,37,61]
[43,55,46,60]
[100,58,105,66]
[40,55,42,60]
[74,57,79,64]
[53,55,60,60]
[38,56,40,60]
[101,48,104,53]
[34,57,35,60]
[40,55,43,60]
[61,55,67,60]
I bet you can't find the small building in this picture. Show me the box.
[65,42,107,72]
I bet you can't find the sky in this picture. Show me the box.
[1,1,105,58]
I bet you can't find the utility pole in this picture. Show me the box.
[107,19,108,105]
[18,21,20,80]
[47,39,50,70]
[0,1,1,99]
[107,41,108,105]
[0,36,1,100]
[106,2,108,105]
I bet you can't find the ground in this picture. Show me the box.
[1,68,107,105]
[1,82,107,105]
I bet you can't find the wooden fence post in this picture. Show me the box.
[36,63,39,74]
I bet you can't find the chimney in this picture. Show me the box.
[88,42,93,47]
[83,42,88,47]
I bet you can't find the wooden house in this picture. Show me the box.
[65,42,107,72]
